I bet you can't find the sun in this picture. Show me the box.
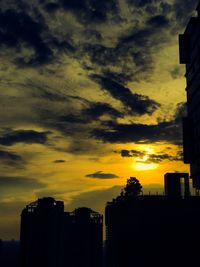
[133,162,158,171]
[131,146,159,171]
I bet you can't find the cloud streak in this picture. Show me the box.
[0,176,46,189]
[0,130,50,146]
[85,171,119,179]
[92,75,160,115]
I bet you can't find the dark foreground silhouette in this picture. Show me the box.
[2,174,200,267]
[0,240,20,267]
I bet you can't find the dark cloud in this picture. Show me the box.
[0,150,23,169]
[0,6,75,66]
[82,102,123,119]
[45,2,60,12]
[174,102,187,122]
[53,160,66,163]
[121,149,145,158]
[0,9,52,65]
[84,10,171,82]
[0,176,45,189]
[92,102,185,144]
[58,114,86,124]
[0,130,50,146]
[121,149,183,163]
[127,0,153,7]
[92,120,180,144]
[92,75,160,115]
[59,102,123,125]
[60,0,119,23]
[0,0,196,72]
[174,0,198,27]
[145,152,183,163]
[85,39,154,84]
[120,29,150,48]
[0,150,22,163]
[80,0,196,86]
[128,0,197,27]
[147,15,169,27]
[85,171,119,179]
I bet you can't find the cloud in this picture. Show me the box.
[121,149,145,158]
[145,152,183,163]
[92,75,160,115]
[92,102,185,145]
[85,171,119,179]
[120,149,183,163]
[0,0,196,73]
[45,2,60,13]
[53,160,66,163]
[0,150,22,161]
[59,102,123,125]
[0,176,45,189]
[60,0,119,23]
[0,130,50,146]
[0,150,23,166]
[0,5,75,66]
[92,120,181,144]
[147,15,169,28]
[82,102,123,119]
[0,9,52,65]
[173,0,198,27]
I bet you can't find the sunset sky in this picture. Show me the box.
[0,0,198,240]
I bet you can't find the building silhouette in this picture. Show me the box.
[70,207,103,267]
[20,197,103,267]
[105,175,200,267]
[164,172,190,197]
[179,2,200,189]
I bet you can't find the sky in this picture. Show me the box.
[0,0,198,240]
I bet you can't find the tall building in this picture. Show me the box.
[105,175,200,267]
[179,3,200,189]
[20,197,103,267]
[69,208,103,267]
[20,197,65,267]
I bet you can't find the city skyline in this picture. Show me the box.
[0,0,199,240]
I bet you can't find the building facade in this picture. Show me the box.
[179,3,200,188]
[20,197,103,267]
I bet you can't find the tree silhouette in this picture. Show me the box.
[124,177,142,198]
